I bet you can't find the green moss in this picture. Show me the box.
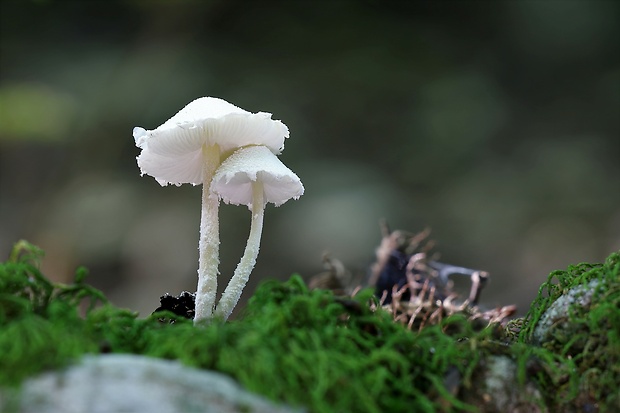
[517,250,620,411]
[0,241,485,412]
[2,241,619,412]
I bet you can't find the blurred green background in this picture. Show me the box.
[1,0,618,316]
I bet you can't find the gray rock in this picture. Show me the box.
[532,279,600,345]
[462,355,545,412]
[1,354,304,413]
[483,356,544,412]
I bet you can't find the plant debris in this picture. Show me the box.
[153,291,196,322]
[310,223,515,332]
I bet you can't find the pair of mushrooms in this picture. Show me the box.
[133,97,304,323]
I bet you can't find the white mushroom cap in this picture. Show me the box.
[211,145,304,208]
[133,97,289,186]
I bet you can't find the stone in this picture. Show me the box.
[532,279,600,345]
[1,354,304,413]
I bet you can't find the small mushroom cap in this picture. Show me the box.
[134,97,289,186]
[211,145,304,208]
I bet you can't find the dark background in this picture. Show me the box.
[1,0,618,316]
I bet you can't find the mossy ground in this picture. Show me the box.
[516,251,620,412]
[1,240,619,412]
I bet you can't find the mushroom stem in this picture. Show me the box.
[194,144,221,324]
[214,181,265,321]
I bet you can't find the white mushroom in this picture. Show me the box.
[133,97,289,323]
[211,145,304,320]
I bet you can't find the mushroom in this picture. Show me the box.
[133,97,289,323]
[210,145,304,320]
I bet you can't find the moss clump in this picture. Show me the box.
[517,251,620,412]
[0,240,487,412]
[0,241,106,385]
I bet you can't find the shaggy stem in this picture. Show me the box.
[215,181,265,321]
[194,144,221,324]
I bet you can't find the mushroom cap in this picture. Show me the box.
[211,145,304,208]
[133,97,289,186]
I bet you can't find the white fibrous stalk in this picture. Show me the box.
[194,145,221,323]
[214,181,265,320]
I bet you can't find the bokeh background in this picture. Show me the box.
[1,0,618,317]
